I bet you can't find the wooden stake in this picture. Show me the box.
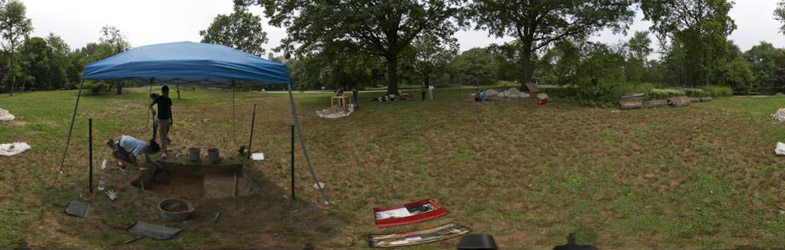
[233,173,238,197]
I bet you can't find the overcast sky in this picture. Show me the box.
[21,0,785,56]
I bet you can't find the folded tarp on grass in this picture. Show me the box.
[368,223,471,248]
[0,108,14,121]
[374,198,447,227]
[0,142,30,156]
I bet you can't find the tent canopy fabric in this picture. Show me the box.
[82,41,290,86]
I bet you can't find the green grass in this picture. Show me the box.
[2,89,785,249]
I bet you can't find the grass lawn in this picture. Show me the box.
[1,87,785,249]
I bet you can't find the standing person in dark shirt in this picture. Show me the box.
[421,84,426,101]
[150,86,173,159]
[351,88,359,111]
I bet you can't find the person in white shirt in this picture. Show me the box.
[106,135,160,165]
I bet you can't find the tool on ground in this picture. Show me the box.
[56,201,89,218]
[368,223,471,248]
[211,212,221,224]
[106,190,118,201]
[127,221,182,240]
[158,198,194,221]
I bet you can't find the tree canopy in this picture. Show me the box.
[0,0,31,95]
[775,0,785,34]
[468,0,636,89]
[244,0,462,94]
[200,7,268,56]
[641,0,736,85]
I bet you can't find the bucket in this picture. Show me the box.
[188,148,200,161]
[158,198,194,221]
[207,148,220,163]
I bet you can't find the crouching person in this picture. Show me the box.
[107,135,161,166]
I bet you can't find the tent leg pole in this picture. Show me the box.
[88,118,93,193]
[291,124,295,200]
[247,104,256,159]
[288,84,330,205]
[146,80,153,127]
[232,84,236,144]
[58,79,84,173]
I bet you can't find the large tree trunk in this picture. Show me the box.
[116,82,123,95]
[9,43,14,97]
[387,56,399,95]
[521,39,533,91]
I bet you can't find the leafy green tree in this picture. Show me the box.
[0,0,31,96]
[776,0,785,34]
[540,40,580,85]
[575,42,626,85]
[745,42,785,93]
[246,0,461,95]
[468,0,635,89]
[18,37,51,91]
[98,26,130,94]
[624,32,652,83]
[100,26,130,53]
[46,33,70,90]
[318,50,381,90]
[488,41,525,82]
[413,34,458,88]
[718,55,754,93]
[448,48,496,85]
[641,0,736,86]
[200,8,268,56]
[627,31,652,63]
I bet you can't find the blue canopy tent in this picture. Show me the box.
[59,42,329,204]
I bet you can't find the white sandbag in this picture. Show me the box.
[0,108,14,121]
[0,142,30,156]
[486,89,499,96]
[537,93,549,100]
[497,92,506,98]
[519,92,530,98]
[506,87,522,96]
[773,108,785,122]
[777,142,785,156]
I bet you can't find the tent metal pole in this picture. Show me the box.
[287,84,330,205]
[247,104,256,159]
[232,81,236,144]
[58,79,85,173]
[146,79,154,127]
[88,118,93,193]
[291,124,295,200]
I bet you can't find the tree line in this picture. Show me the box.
[4,0,785,95]
[233,0,785,95]
[0,0,131,95]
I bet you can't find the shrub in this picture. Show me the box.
[682,88,709,97]
[82,81,107,96]
[616,82,661,95]
[648,89,685,100]
[546,83,622,108]
[700,86,733,97]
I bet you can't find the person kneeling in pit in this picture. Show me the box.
[107,135,161,166]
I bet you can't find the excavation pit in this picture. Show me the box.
[133,156,257,199]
